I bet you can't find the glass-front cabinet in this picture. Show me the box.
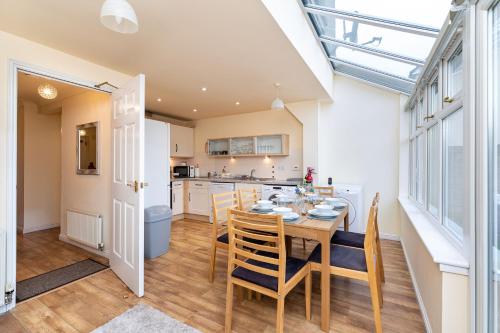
[207,138,230,156]
[207,134,289,157]
[230,137,255,155]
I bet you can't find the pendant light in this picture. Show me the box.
[100,0,139,34]
[37,83,58,100]
[271,83,285,110]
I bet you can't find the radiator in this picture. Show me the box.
[66,210,104,250]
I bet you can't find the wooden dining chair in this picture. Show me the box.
[308,202,383,333]
[237,188,259,211]
[208,191,239,283]
[313,186,335,198]
[330,192,385,283]
[225,209,311,333]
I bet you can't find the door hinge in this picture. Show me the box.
[98,243,104,251]
[5,286,14,304]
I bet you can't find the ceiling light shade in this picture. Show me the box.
[37,84,58,100]
[271,97,285,110]
[271,83,285,110]
[100,0,138,34]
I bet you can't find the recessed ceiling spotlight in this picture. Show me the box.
[193,108,198,112]
[156,98,162,102]
[235,101,240,106]
[201,87,207,92]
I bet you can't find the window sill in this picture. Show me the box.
[398,197,469,275]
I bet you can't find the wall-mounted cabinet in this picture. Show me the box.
[206,134,289,157]
[170,124,194,158]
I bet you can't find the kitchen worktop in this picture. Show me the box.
[170,177,301,186]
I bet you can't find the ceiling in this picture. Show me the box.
[17,72,89,108]
[0,0,331,120]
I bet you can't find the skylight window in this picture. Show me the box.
[301,0,451,94]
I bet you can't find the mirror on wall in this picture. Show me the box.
[76,122,99,175]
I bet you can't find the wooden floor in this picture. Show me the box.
[16,228,108,282]
[1,220,425,333]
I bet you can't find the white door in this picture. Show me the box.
[111,74,145,297]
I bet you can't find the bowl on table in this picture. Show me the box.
[272,207,292,216]
[256,200,273,209]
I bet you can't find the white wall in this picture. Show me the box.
[187,109,303,180]
[60,91,111,254]
[21,101,61,233]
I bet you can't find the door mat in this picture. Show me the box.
[16,258,108,302]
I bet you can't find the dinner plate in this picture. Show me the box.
[332,202,348,209]
[251,204,275,212]
[307,209,339,218]
[268,212,300,221]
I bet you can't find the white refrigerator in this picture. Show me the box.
[145,119,170,208]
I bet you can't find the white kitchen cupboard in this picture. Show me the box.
[187,181,209,215]
[170,124,194,158]
[171,181,184,215]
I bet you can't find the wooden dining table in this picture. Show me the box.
[250,201,349,332]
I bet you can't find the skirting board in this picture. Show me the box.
[23,223,60,234]
[59,234,110,259]
[401,239,432,333]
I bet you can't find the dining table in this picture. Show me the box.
[250,199,349,332]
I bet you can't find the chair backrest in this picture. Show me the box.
[237,188,259,211]
[371,192,381,236]
[364,202,379,272]
[227,209,286,292]
[212,191,239,235]
[314,186,334,198]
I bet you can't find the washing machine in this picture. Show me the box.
[332,184,364,233]
[262,184,298,201]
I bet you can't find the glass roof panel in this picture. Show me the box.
[304,0,450,29]
[323,43,421,80]
[301,0,450,94]
[309,13,435,60]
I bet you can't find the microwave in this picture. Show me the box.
[173,165,195,178]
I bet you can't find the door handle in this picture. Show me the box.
[189,192,191,201]
[127,180,139,193]
[176,144,178,152]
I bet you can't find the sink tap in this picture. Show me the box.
[250,169,256,179]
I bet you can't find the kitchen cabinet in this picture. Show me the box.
[171,181,184,216]
[206,134,289,157]
[170,124,194,158]
[187,181,209,216]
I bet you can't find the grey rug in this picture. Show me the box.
[91,304,201,333]
[16,259,107,302]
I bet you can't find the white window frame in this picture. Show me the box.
[407,15,470,255]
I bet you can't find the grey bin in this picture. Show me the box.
[144,205,172,259]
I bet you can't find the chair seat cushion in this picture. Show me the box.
[231,255,307,291]
[331,230,365,248]
[308,244,367,272]
[216,233,268,246]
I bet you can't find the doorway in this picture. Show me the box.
[15,71,109,302]
[3,61,146,313]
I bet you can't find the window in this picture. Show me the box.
[443,108,464,240]
[447,44,463,98]
[488,2,500,331]
[429,77,439,115]
[416,134,425,203]
[406,15,466,249]
[427,124,440,217]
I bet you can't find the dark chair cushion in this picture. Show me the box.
[308,244,367,272]
[217,233,229,244]
[217,233,268,246]
[331,230,365,248]
[231,254,307,291]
